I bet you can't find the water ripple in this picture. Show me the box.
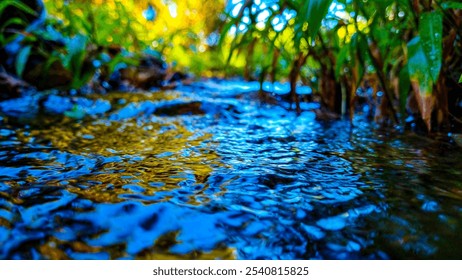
[0,81,462,259]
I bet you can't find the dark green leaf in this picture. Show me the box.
[295,0,333,45]
[0,0,37,17]
[399,66,410,117]
[65,34,88,72]
[408,36,435,131]
[441,2,462,10]
[419,11,443,83]
[407,11,443,97]
[218,19,238,49]
[407,36,433,96]
[15,45,32,78]
[1,17,26,31]
[64,105,86,119]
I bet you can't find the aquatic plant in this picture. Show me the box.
[0,0,38,47]
[221,0,462,132]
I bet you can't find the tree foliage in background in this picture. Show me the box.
[43,0,226,75]
[1,0,227,91]
[2,0,461,133]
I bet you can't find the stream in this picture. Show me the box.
[0,80,461,259]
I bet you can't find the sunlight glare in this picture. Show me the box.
[168,2,178,18]
[256,21,266,30]
[232,3,243,17]
[257,10,270,23]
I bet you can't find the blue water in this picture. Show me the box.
[0,80,461,259]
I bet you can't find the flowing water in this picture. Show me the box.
[0,80,461,259]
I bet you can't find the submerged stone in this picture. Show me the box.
[0,95,40,118]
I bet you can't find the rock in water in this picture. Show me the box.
[119,55,167,89]
[0,72,30,100]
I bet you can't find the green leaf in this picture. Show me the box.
[64,34,88,73]
[0,17,26,45]
[64,105,86,119]
[407,36,435,131]
[218,19,237,49]
[295,0,334,46]
[61,34,90,89]
[1,17,26,31]
[15,45,32,78]
[68,35,88,59]
[419,11,443,83]
[459,74,462,84]
[407,37,433,96]
[407,11,443,96]
[441,2,462,10]
[0,0,37,17]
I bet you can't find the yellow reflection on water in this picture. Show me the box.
[16,91,223,205]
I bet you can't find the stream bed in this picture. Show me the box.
[0,80,461,259]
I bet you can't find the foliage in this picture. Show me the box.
[0,0,38,46]
[43,0,226,76]
[2,0,461,133]
[2,0,227,91]
[407,11,443,130]
[221,0,462,132]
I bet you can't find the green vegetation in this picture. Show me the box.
[222,0,462,132]
[2,1,462,262]
[1,0,461,134]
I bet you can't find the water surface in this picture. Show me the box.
[1,80,461,259]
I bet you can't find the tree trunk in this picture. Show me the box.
[270,49,280,84]
[289,52,309,115]
[244,38,256,81]
[319,65,342,115]
[289,61,300,114]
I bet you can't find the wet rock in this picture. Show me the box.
[73,98,112,116]
[236,90,280,105]
[23,60,73,91]
[110,100,207,120]
[165,100,237,116]
[167,71,190,84]
[314,107,341,121]
[161,71,194,89]
[110,101,157,120]
[0,73,31,100]
[154,101,205,116]
[43,95,111,116]
[118,55,167,89]
[42,95,74,114]
[0,95,40,118]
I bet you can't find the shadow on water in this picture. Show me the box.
[0,80,461,259]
